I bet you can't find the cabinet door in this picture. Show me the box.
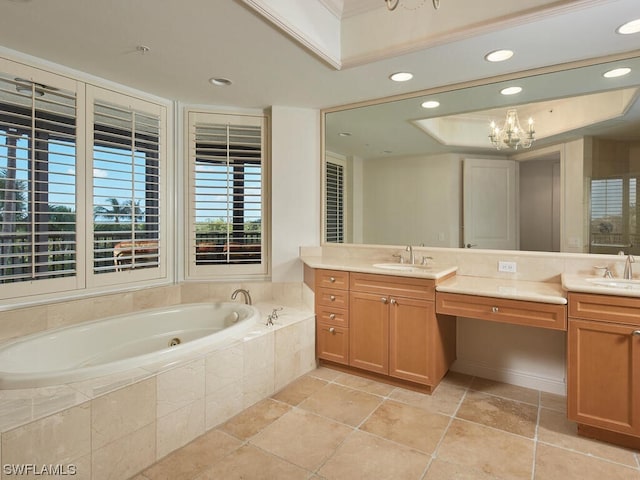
[389,296,433,384]
[567,318,640,436]
[349,291,389,374]
[317,323,349,365]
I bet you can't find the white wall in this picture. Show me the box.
[271,106,320,282]
[362,153,461,247]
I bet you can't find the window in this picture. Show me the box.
[91,97,161,277]
[0,70,78,294]
[186,111,267,278]
[590,176,639,254]
[325,158,345,243]
[0,58,168,301]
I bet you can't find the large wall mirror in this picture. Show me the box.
[322,54,640,255]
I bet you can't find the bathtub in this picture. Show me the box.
[0,302,260,389]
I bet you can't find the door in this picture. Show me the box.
[567,318,640,436]
[389,296,433,385]
[349,291,389,374]
[463,158,518,249]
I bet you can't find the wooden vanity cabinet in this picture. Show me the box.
[314,269,350,365]
[349,272,455,388]
[567,293,640,444]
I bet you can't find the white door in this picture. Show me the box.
[463,158,518,250]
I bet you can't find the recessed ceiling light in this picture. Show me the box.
[421,100,440,109]
[485,49,514,62]
[209,77,233,86]
[389,72,413,82]
[616,18,640,35]
[500,86,522,96]
[603,67,631,78]
[338,132,352,137]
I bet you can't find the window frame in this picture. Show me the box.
[184,109,269,280]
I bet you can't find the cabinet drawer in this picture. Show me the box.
[316,269,349,290]
[436,292,567,330]
[317,323,349,365]
[569,293,640,327]
[316,287,349,309]
[350,272,435,300]
[316,306,349,327]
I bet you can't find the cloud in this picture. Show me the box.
[93,168,109,178]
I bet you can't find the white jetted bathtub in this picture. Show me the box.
[0,302,260,389]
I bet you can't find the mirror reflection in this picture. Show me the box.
[323,55,640,255]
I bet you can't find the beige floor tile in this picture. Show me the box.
[220,398,291,440]
[440,371,474,388]
[307,366,342,381]
[250,408,353,471]
[318,430,430,480]
[540,392,566,413]
[389,382,465,416]
[437,419,534,480]
[143,429,242,480]
[272,375,328,406]
[333,372,396,396]
[470,377,539,406]
[299,383,383,426]
[193,444,310,480]
[360,400,450,454]
[424,458,501,480]
[534,443,640,480]
[537,408,639,467]
[456,390,538,438]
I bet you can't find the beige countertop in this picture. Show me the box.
[300,255,458,280]
[562,273,640,298]
[436,275,567,305]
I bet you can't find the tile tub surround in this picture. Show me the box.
[0,296,315,480]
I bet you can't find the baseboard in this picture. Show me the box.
[451,359,566,396]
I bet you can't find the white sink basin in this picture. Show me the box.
[585,278,640,289]
[372,263,430,272]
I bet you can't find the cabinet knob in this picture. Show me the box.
[329,327,336,334]
[491,306,499,313]
[390,298,397,305]
[381,297,388,304]
[633,330,640,336]
[330,295,336,301]
[329,313,336,320]
[329,276,336,283]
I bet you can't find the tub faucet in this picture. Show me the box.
[231,288,252,305]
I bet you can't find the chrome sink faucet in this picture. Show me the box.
[624,254,635,280]
[406,245,415,265]
[231,288,252,305]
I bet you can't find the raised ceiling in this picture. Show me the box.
[0,0,637,109]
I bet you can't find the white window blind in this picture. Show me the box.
[187,112,265,277]
[590,176,638,251]
[325,159,345,243]
[0,73,77,285]
[92,99,161,275]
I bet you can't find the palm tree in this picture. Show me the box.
[94,198,129,224]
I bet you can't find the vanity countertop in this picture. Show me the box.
[562,273,640,298]
[300,255,458,280]
[435,275,567,305]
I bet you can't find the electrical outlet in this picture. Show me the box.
[498,261,517,273]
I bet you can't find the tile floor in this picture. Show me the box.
[134,367,640,480]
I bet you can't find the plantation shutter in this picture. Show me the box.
[0,72,77,286]
[187,111,266,277]
[590,177,639,252]
[325,159,344,243]
[91,96,161,276]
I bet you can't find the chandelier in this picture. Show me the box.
[385,0,441,11]
[489,109,535,150]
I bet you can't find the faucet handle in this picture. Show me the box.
[392,254,404,264]
[421,256,433,265]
